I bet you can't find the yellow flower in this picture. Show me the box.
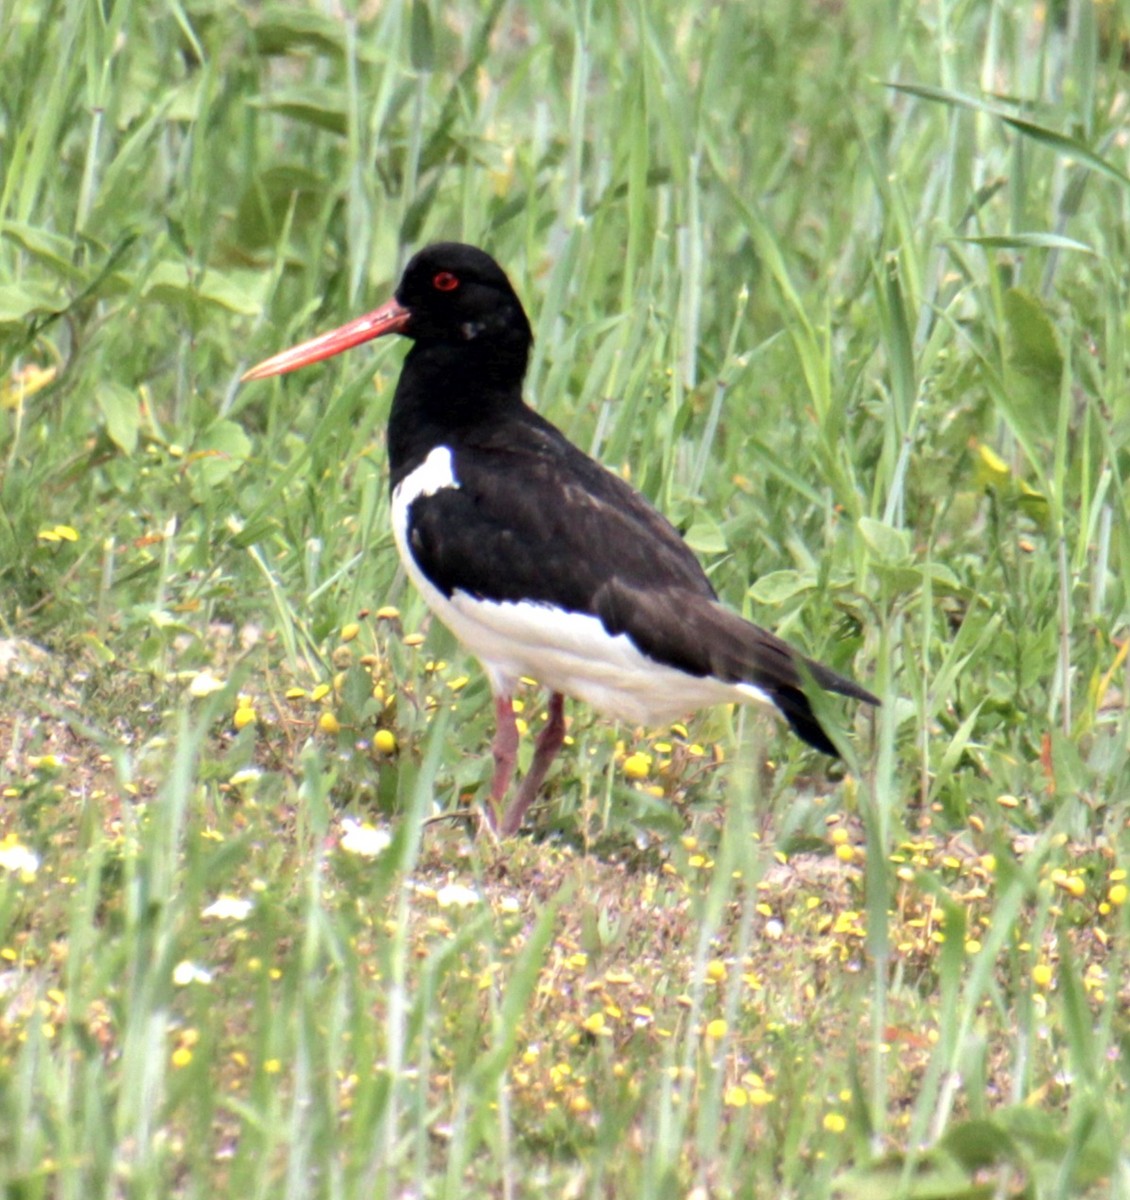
[37,524,78,543]
[233,698,256,730]
[318,711,341,734]
[622,752,651,780]
[1050,869,1086,899]
[1,363,56,407]
[823,1112,847,1133]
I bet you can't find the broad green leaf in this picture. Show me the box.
[190,419,252,489]
[941,1118,1018,1169]
[248,9,345,57]
[253,89,347,136]
[1004,288,1063,386]
[858,516,911,565]
[835,1150,991,1200]
[97,382,140,455]
[682,516,728,555]
[0,281,62,325]
[232,164,328,250]
[748,569,812,605]
[0,222,85,283]
[143,262,261,316]
[998,288,1062,443]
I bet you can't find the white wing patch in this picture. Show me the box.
[395,445,459,504]
[389,444,775,724]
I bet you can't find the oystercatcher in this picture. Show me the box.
[243,243,877,835]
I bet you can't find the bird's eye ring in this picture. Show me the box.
[433,271,460,292]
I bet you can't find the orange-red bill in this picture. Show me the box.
[241,297,411,381]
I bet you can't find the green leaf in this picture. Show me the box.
[253,89,348,136]
[410,0,434,70]
[682,516,728,555]
[247,9,346,57]
[97,382,140,455]
[748,569,812,605]
[0,222,85,283]
[143,262,262,316]
[1004,288,1063,386]
[1002,113,1130,189]
[954,231,1093,254]
[232,164,328,251]
[190,419,252,490]
[858,516,911,565]
[887,82,1130,188]
[835,1150,991,1200]
[940,1117,1017,1171]
[0,281,63,325]
[400,178,440,244]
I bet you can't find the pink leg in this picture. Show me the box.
[486,695,519,833]
[499,693,567,837]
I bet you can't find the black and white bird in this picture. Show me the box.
[243,243,877,836]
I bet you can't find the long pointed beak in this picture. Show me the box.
[241,297,411,381]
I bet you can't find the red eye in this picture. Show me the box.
[433,271,460,292]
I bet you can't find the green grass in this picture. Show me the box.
[2,0,1130,1195]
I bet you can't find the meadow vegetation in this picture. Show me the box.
[1,0,1129,1195]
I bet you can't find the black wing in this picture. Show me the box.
[405,411,719,609]
[403,411,878,752]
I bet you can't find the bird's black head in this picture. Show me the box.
[395,243,533,355]
[241,242,533,386]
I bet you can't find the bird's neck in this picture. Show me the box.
[387,339,529,477]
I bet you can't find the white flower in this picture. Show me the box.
[188,670,226,697]
[340,819,392,859]
[436,883,481,909]
[173,960,213,986]
[0,840,39,878]
[201,895,253,921]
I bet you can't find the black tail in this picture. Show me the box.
[596,582,880,757]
